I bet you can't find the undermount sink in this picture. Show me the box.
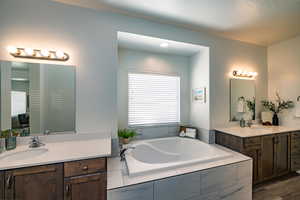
[0,148,48,161]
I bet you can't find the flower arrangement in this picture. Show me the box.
[118,129,137,144]
[246,97,256,120]
[261,93,294,126]
[261,93,294,114]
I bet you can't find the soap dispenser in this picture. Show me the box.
[240,118,246,128]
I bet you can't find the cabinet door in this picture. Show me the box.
[0,171,4,200]
[243,149,261,184]
[154,172,201,200]
[64,173,106,200]
[261,135,276,181]
[107,182,153,200]
[275,133,290,176]
[291,132,300,171]
[4,164,63,200]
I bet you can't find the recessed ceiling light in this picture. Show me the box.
[160,43,169,48]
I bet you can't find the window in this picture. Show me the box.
[11,91,27,116]
[128,73,180,125]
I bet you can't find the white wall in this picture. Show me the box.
[118,48,190,139]
[0,0,268,142]
[268,35,300,126]
[189,49,211,142]
[0,62,12,130]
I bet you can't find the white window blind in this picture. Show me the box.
[128,73,180,125]
[11,91,27,116]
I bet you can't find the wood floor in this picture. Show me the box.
[253,173,300,200]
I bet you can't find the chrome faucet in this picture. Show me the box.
[29,136,45,148]
[120,146,135,161]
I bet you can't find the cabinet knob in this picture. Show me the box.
[82,166,88,171]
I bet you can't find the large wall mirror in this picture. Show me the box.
[0,61,76,136]
[230,79,255,121]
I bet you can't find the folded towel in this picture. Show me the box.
[237,100,245,113]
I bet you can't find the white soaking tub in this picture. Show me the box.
[125,137,232,176]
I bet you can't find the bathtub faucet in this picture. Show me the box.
[120,146,135,161]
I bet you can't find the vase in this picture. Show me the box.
[272,113,279,126]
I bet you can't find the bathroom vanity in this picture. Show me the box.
[0,158,106,200]
[215,126,300,184]
[0,133,111,200]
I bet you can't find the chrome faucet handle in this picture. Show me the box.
[29,136,45,148]
[120,146,135,161]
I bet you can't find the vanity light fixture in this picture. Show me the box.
[232,70,257,79]
[6,46,69,61]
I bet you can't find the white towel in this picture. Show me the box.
[295,101,300,117]
[186,128,196,139]
[237,100,245,113]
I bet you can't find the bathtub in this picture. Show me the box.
[125,137,232,176]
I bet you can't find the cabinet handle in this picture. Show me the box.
[82,166,88,171]
[66,184,71,196]
[6,174,13,189]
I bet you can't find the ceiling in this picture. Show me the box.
[55,0,300,46]
[118,32,206,56]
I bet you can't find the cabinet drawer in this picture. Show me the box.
[244,137,261,149]
[64,158,106,177]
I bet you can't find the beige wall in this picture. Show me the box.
[0,0,268,139]
[268,35,300,126]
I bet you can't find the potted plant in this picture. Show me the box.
[118,129,137,144]
[261,93,294,126]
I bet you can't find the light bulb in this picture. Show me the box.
[160,43,169,48]
[55,50,65,59]
[41,49,50,57]
[7,46,18,54]
[24,48,34,56]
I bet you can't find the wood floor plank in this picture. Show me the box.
[253,174,300,200]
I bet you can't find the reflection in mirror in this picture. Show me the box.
[0,61,76,136]
[230,79,255,121]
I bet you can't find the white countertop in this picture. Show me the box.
[0,133,111,170]
[215,125,300,138]
[107,144,251,190]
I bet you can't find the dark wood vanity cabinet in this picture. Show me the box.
[291,132,300,171]
[64,158,107,200]
[216,131,291,184]
[64,173,106,200]
[0,171,4,200]
[0,158,107,200]
[4,164,63,200]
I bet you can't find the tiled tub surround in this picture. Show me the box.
[125,137,232,176]
[107,145,252,200]
[0,133,111,170]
